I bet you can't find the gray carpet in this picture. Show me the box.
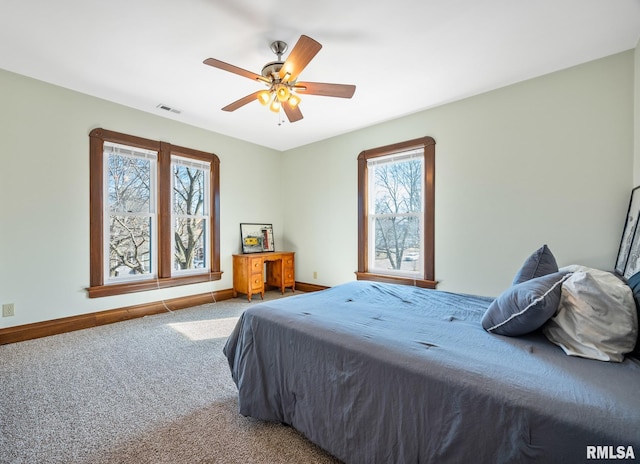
[0,291,342,463]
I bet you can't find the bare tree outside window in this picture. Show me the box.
[173,163,208,271]
[372,158,422,270]
[107,151,155,277]
[370,156,423,273]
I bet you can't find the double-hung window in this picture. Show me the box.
[357,137,436,288]
[89,128,221,297]
[105,142,158,282]
[172,155,210,273]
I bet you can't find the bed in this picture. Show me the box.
[223,255,640,463]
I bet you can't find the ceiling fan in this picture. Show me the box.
[203,35,356,123]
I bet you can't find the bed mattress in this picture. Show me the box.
[224,281,640,463]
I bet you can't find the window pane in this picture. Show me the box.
[108,215,152,277]
[108,154,152,213]
[369,155,423,276]
[174,217,206,270]
[371,158,422,215]
[372,215,422,273]
[173,165,205,215]
[172,158,209,273]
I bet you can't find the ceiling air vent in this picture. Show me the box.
[156,104,182,114]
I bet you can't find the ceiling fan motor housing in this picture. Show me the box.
[261,61,284,80]
[261,40,288,80]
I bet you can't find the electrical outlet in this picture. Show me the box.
[313,271,318,280]
[2,303,15,317]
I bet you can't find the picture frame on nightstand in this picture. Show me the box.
[240,223,275,254]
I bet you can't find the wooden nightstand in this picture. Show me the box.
[232,251,295,301]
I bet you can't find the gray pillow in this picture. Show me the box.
[482,272,570,336]
[512,244,558,285]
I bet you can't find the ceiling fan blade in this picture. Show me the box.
[279,35,322,82]
[221,91,261,112]
[283,103,303,123]
[295,82,356,98]
[203,58,267,82]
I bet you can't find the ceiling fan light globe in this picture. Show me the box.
[288,94,301,107]
[257,90,271,106]
[269,99,281,113]
[276,85,290,102]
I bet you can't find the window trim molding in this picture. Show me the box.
[357,136,436,288]
[88,128,221,298]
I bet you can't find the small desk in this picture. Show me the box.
[232,251,295,301]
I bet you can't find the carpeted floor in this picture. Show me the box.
[0,291,342,463]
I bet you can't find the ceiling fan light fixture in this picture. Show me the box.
[257,90,271,106]
[276,84,290,102]
[269,98,281,113]
[288,93,301,107]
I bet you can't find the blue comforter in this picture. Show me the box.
[224,281,640,463]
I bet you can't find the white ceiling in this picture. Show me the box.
[1,0,639,151]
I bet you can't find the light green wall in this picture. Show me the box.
[0,68,282,328]
[283,51,634,296]
[635,40,640,186]
[0,49,635,328]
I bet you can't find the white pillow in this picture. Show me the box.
[542,267,638,362]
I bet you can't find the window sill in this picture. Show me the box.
[87,271,223,298]
[355,272,437,289]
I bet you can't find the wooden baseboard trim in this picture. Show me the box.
[295,281,330,293]
[0,281,330,346]
[262,281,329,294]
[0,288,235,346]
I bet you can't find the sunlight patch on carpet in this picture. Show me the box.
[167,317,239,341]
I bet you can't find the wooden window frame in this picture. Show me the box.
[88,128,221,298]
[356,136,436,288]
